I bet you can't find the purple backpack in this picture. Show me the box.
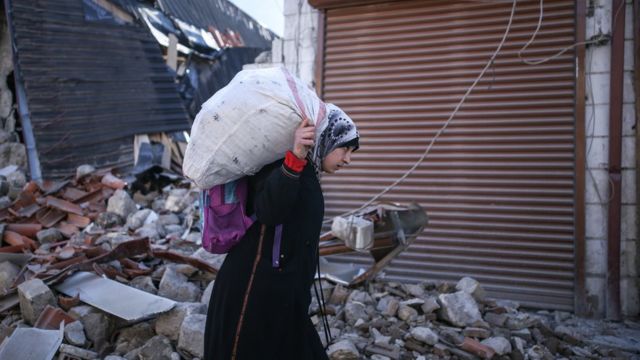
[200,177,285,266]
[201,177,255,254]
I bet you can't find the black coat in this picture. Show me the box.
[204,159,329,360]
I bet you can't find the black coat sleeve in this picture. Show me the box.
[249,160,303,225]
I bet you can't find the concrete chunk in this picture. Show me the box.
[156,302,206,341]
[481,336,512,355]
[107,190,137,219]
[438,291,482,328]
[411,327,439,345]
[36,228,63,244]
[126,209,150,231]
[327,340,359,360]
[158,267,201,302]
[114,322,154,355]
[135,335,175,360]
[344,302,369,326]
[17,278,57,325]
[165,189,189,212]
[64,320,87,347]
[397,305,418,321]
[0,261,20,293]
[129,276,157,295]
[456,277,486,301]
[347,289,374,305]
[329,284,350,305]
[0,143,26,169]
[178,313,206,358]
[405,283,425,297]
[376,296,399,317]
[421,296,440,314]
[69,305,113,351]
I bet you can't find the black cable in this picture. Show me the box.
[316,246,332,347]
[312,270,330,348]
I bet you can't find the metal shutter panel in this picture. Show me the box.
[322,0,577,310]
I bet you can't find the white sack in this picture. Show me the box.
[183,66,325,189]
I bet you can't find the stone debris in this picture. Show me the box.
[64,320,87,347]
[156,302,206,342]
[307,277,640,360]
[0,163,638,360]
[17,278,57,325]
[0,260,19,293]
[158,266,202,302]
[328,339,360,360]
[178,313,206,358]
[107,189,137,220]
[36,228,63,244]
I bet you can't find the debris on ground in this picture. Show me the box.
[0,163,638,359]
[311,277,640,360]
[0,164,219,358]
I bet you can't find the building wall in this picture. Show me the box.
[278,0,639,317]
[274,0,319,87]
[584,0,638,317]
[0,4,16,134]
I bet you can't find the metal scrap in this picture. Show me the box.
[0,323,63,360]
[55,271,175,321]
[318,203,428,286]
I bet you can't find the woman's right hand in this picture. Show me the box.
[293,118,315,159]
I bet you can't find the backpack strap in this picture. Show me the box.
[209,183,225,207]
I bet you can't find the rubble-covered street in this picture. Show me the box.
[0,162,638,359]
[312,278,640,360]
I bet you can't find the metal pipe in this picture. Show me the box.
[606,0,625,321]
[574,0,587,317]
[3,0,42,182]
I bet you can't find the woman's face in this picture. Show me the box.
[322,147,354,173]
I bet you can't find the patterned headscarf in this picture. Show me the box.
[310,103,359,174]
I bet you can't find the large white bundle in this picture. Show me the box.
[183,67,325,189]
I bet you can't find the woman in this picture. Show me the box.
[204,105,359,360]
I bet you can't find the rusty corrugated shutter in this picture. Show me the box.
[321,0,577,310]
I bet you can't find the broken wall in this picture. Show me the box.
[584,0,638,318]
[273,0,320,87]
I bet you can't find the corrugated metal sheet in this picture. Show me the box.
[322,0,577,310]
[157,0,276,49]
[7,0,190,179]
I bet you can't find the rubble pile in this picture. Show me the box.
[0,164,638,359]
[311,277,640,360]
[0,164,224,359]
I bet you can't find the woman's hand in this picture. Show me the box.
[293,118,315,159]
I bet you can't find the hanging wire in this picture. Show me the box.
[324,0,519,223]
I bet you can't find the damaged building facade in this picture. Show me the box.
[0,0,275,180]
[263,0,640,319]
